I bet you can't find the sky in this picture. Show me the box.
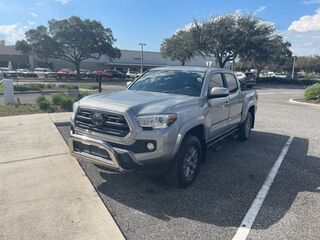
[0,0,320,56]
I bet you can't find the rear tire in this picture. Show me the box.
[239,111,253,141]
[166,134,202,188]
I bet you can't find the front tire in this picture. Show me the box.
[166,134,202,188]
[239,111,253,141]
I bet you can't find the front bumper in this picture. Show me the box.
[69,132,126,172]
[69,131,176,173]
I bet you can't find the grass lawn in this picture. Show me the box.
[0,104,44,117]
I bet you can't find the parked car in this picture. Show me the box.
[126,70,141,79]
[74,69,93,79]
[104,70,126,79]
[0,67,17,78]
[239,72,256,88]
[34,68,57,79]
[16,69,38,78]
[93,70,112,79]
[69,66,258,188]
[235,71,246,80]
[57,68,77,79]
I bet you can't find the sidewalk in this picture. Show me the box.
[0,113,125,240]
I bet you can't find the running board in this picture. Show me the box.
[206,127,239,149]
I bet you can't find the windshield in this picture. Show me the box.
[129,70,205,96]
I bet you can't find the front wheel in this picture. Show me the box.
[166,134,202,188]
[239,111,253,141]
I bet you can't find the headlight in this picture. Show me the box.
[137,114,177,129]
[71,102,79,122]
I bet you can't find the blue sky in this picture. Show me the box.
[0,0,320,56]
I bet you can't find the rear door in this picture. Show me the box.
[207,73,230,139]
[224,73,243,128]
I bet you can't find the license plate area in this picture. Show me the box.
[73,141,110,159]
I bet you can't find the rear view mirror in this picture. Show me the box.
[208,87,229,98]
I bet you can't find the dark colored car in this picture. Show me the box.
[93,70,112,79]
[104,70,126,79]
[240,72,256,88]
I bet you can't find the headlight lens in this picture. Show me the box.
[71,102,79,121]
[137,114,177,129]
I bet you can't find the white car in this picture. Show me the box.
[126,70,141,79]
[235,72,246,80]
[34,68,57,79]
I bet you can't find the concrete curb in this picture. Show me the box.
[289,98,320,107]
[0,89,68,95]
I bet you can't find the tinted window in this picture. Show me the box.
[208,74,224,90]
[129,70,205,96]
[225,74,238,93]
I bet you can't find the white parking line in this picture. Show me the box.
[232,136,294,240]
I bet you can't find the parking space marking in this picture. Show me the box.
[232,136,294,240]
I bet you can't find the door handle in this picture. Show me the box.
[224,102,229,106]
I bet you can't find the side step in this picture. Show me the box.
[206,128,239,151]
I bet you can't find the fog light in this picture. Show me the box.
[146,142,155,151]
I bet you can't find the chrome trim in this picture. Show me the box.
[69,132,124,172]
[74,107,134,142]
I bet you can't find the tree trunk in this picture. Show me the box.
[180,59,186,66]
[75,61,81,80]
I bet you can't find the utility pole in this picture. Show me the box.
[138,43,146,73]
[291,54,296,80]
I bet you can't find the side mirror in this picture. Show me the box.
[126,81,132,88]
[208,87,229,98]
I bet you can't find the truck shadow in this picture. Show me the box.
[95,131,320,229]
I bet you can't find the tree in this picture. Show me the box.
[160,30,196,66]
[191,13,275,68]
[239,35,292,77]
[15,16,120,79]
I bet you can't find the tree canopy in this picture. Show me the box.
[160,30,196,66]
[16,16,120,79]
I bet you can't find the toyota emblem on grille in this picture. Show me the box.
[92,113,104,126]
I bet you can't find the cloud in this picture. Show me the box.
[0,23,31,44]
[55,0,71,5]
[254,5,268,15]
[288,9,320,32]
[281,30,320,56]
[302,0,320,4]
[30,12,37,17]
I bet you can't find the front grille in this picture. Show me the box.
[75,108,130,137]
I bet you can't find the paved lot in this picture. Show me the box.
[57,86,320,240]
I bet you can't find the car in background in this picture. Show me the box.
[74,69,94,79]
[93,70,112,79]
[16,69,38,78]
[235,71,246,80]
[57,68,77,79]
[240,72,256,88]
[104,70,126,79]
[0,67,17,78]
[34,68,57,79]
[126,70,141,79]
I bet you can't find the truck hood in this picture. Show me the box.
[79,90,197,115]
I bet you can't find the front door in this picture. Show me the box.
[207,73,230,140]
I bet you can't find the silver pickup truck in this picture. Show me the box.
[69,66,258,188]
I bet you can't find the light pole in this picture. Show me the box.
[291,54,296,80]
[138,43,146,73]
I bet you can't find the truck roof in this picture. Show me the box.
[150,66,233,74]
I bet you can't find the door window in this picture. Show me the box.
[224,74,238,93]
[208,73,224,91]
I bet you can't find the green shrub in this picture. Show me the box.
[79,91,90,99]
[36,96,52,112]
[51,92,74,111]
[304,83,320,101]
[257,77,320,86]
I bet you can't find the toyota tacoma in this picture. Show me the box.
[69,66,258,188]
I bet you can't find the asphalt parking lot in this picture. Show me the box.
[58,86,320,240]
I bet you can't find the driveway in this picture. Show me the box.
[57,86,320,240]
